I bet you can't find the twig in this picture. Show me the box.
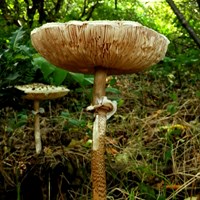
[166,172,200,200]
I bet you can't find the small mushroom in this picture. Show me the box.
[15,83,69,154]
[31,21,169,199]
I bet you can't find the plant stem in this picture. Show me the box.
[48,171,51,200]
[34,100,42,154]
[92,68,107,200]
[16,169,21,200]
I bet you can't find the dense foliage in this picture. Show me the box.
[0,0,199,90]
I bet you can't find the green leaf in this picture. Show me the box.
[109,77,117,86]
[106,87,121,94]
[196,91,200,98]
[82,76,94,86]
[128,189,135,200]
[53,68,68,86]
[117,99,124,107]
[10,27,25,49]
[14,54,29,60]
[6,72,20,81]
[164,144,173,163]
[33,57,55,79]
[68,118,85,126]
[169,92,178,101]
[138,183,156,199]
[167,104,177,115]
[69,72,85,86]
[60,111,70,118]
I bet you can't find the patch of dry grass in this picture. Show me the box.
[105,72,200,199]
[0,70,200,199]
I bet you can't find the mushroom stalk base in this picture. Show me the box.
[92,69,107,200]
[92,112,107,200]
[34,100,42,154]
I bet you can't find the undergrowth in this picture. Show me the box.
[0,62,200,199]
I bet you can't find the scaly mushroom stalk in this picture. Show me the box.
[33,100,42,154]
[92,68,107,199]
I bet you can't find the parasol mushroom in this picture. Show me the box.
[15,83,69,154]
[30,21,169,199]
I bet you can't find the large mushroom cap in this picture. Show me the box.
[31,21,169,75]
[15,83,70,100]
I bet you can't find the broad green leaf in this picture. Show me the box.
[53,68,68,86]
[106,87,121,94]
[69,72,84,86]
[83,77,94,86]
[32,57,55,79]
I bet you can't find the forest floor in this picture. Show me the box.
[0,68,200,200]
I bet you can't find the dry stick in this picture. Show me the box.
[92,68,107,200]
[48,172,51,200]
[33,100,42,154]
[166,172,200,200]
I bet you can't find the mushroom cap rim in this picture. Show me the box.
[31,20,170,75]
[15,83,70,100]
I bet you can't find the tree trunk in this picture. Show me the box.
[115,0,118,9]
[166,0,200,48]
[196,0,200,10]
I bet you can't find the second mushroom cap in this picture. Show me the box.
[15,83,70,100]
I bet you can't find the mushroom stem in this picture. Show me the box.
[34,100,42,154]
[92,68,107,200]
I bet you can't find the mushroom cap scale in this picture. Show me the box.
[15,83,69,100]
[31,21,169,75]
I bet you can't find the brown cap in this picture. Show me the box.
[15,83,69,100]
[31,21,169,75]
